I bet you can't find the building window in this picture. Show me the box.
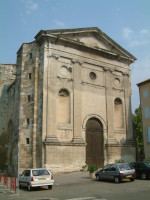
[28,95,31,102]
[89,72,97,81]
[147,127,150,143]
[29,53,32,59]
[58,89,70,124]
[114,98,124,128]
[144,106,150,119]
[143,89,148,98]
[29,73,32,80]
[26,138,30,144]
[27,119,30,125]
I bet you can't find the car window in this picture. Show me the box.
[22,170,27,176]
[109,165,116,172]
[104,165,110,171]
[32,169,50,176]
[22,170,30,176]
[130,163,135,168]
[145,162,150,167]
[118,164,132,171]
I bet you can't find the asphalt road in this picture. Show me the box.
[0,171,150,200]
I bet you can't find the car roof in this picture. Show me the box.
[24,168,48,170]
[106,163,129,166]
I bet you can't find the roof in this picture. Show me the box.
[137,79,150,87]
[35,27,136,62]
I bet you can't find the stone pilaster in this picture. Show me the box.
[123,73,134,142]
[72,59,84,143]
[104,68,117,144]
[45,54,59,142]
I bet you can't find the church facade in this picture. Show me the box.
[0,27,136,174]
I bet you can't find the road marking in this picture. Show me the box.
[66,197,108,200]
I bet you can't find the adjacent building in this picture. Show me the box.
[0,27,136,175]
[137,79,150,159]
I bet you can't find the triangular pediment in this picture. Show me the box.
[35,27,136,62]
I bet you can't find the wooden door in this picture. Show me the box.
[86,118,104,168]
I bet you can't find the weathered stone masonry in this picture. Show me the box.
[0,27,136,174]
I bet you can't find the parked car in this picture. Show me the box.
[19,168,54,191]
[95,163,136,183]
[130,161,150,180]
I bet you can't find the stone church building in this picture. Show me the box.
[0,27,136,175]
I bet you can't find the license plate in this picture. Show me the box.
[126,175,132,178]
[39,178,46,180]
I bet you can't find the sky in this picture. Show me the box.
[0,0,150,113]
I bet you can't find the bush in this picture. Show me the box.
[115,159,125,163]
[82,164,88,169]
[88,165,98,173]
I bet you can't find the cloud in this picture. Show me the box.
[122,27,150,47]
[140,29,150,37]
[129,40,149,47]
[54,20,65,27]
[123,28,133,39]
[22,0,39,14]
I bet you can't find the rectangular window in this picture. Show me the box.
[147,127,150,143]
[26,138,30,144]
[29,73,32,80]
[28,95,31,102]
[29,53,32,59]
[143,89,148,98]
[144,106,150,119]
[27,119,30,125]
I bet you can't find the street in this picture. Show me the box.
[0,171,150,200]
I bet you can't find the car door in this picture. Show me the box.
[136,163,142,177]
[20,170,28,186]
[102,165,111,180]
[25,170,31,186]
[108,164,117,180]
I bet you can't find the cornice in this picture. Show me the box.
[36,33,135,64]
[47,50,130,76]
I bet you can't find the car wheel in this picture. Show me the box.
[141,173,147,180]
[28,184,32,191]
[130,178,135,181]
[96,175,101,181]
[48,185,52,189]
[114,176,120,183]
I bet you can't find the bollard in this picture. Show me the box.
[4,174,8,188]
[10,176,16,194]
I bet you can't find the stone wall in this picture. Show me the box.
[0,64,17,174]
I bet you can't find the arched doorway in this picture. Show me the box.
[86,117,104,167]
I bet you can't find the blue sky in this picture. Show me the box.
[0,0,150,113]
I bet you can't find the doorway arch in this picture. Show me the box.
[85,117,104,167]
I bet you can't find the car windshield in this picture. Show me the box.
[118,164,132,171]
[32,169,50,176]
[144,162,150,167]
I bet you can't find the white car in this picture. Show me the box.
[19,168,54,191]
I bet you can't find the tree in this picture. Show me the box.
[132,106,143,154]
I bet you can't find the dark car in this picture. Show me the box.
[95,163,136,183]
[130,161,150,180]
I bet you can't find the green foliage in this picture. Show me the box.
[115,159,125,163]
[82,164,88,169]
[88,165,98,173]
[132,106,143,151]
